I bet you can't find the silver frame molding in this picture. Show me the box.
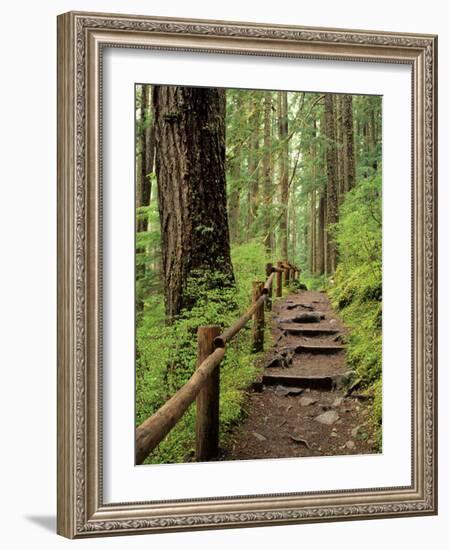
[57,11,438,538]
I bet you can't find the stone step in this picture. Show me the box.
[294,343,345,354]
[262,373,335,390]
[280,326,340,337]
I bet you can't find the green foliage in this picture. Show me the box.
[135,193,162,317]
[300,273,327,292]
[136,241,270,464]
[328,174,382,448]
[371,377,383,448]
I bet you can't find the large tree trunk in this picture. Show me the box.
[342,94,355,192]
[262,92,273,253]
[153,85,235,320]
[324,93,338,274]
[278,91,289,260]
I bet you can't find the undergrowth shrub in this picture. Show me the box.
[136,240,271,464]
[328,173,382,449]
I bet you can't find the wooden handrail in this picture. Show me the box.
[263,271,276,293]
[214,294,266,348]
[135,259,300,464]
[136,346,225,464]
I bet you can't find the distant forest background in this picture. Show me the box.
[135,85,382,464]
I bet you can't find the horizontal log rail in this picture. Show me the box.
[135,347,225,465]
[214,293,266,348]
[263,271,276,293]
[135,259,301,464]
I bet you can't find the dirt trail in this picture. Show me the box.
[222,290,378,460]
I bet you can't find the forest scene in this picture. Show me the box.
[135,84,382,465]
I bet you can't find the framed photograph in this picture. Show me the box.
[57,11,437,538]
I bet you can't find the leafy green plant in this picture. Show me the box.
[328,173,382,449]
[136,241,271,464]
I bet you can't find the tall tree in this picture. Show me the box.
[262,92,274,253]
[136,85,156,233]
[247,93,261,237]
[227,92,243,243]
[228,154,241,244]
[278,91,289,260]
[153,86,235,320]
[324,93,338,274]
[335,95,345,204]
[309,118,317,273]
[136,85,146,232]
[341,94,355,192]
[316,190,326,275]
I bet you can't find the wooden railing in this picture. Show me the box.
[135,261,301,464]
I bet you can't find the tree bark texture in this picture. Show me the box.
[309,116,317,274]
[324,93,338,274]
[262,92,274,253]
[278,92,289,260]
[247,93,261,237]
[228,153,241,244]
[316,191,326,275]
[342,94,355,192]
[228,93,243,244]
[153,85,235,320]
[337,95,347,205]
[137,85,156,233]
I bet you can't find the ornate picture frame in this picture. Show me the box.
[57,11,437,538]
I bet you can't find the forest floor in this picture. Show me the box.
[221,290,379,461]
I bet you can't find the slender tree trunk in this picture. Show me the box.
[316,191,326,275]
[262,92,273,253]
[247,93,260,237]
[153,85,234,320]
[228,155,241,244]
[228,95,243,244]
[335,95,344,204]
[278,91,289,260]
[144,117,155,204]
[309,117,317,274]
[324,93,338,274]
[342,94,355,192]
[290,194,297,261]
[309,190,316,274]
[370,101,378,172]
[136,85,146,231]
[136,85,156,232]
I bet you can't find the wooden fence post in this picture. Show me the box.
[276,261,282,298]
[196,325,221,461]
[265,263,273,310]
[285,262,290,287]
[251,281,265,352]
